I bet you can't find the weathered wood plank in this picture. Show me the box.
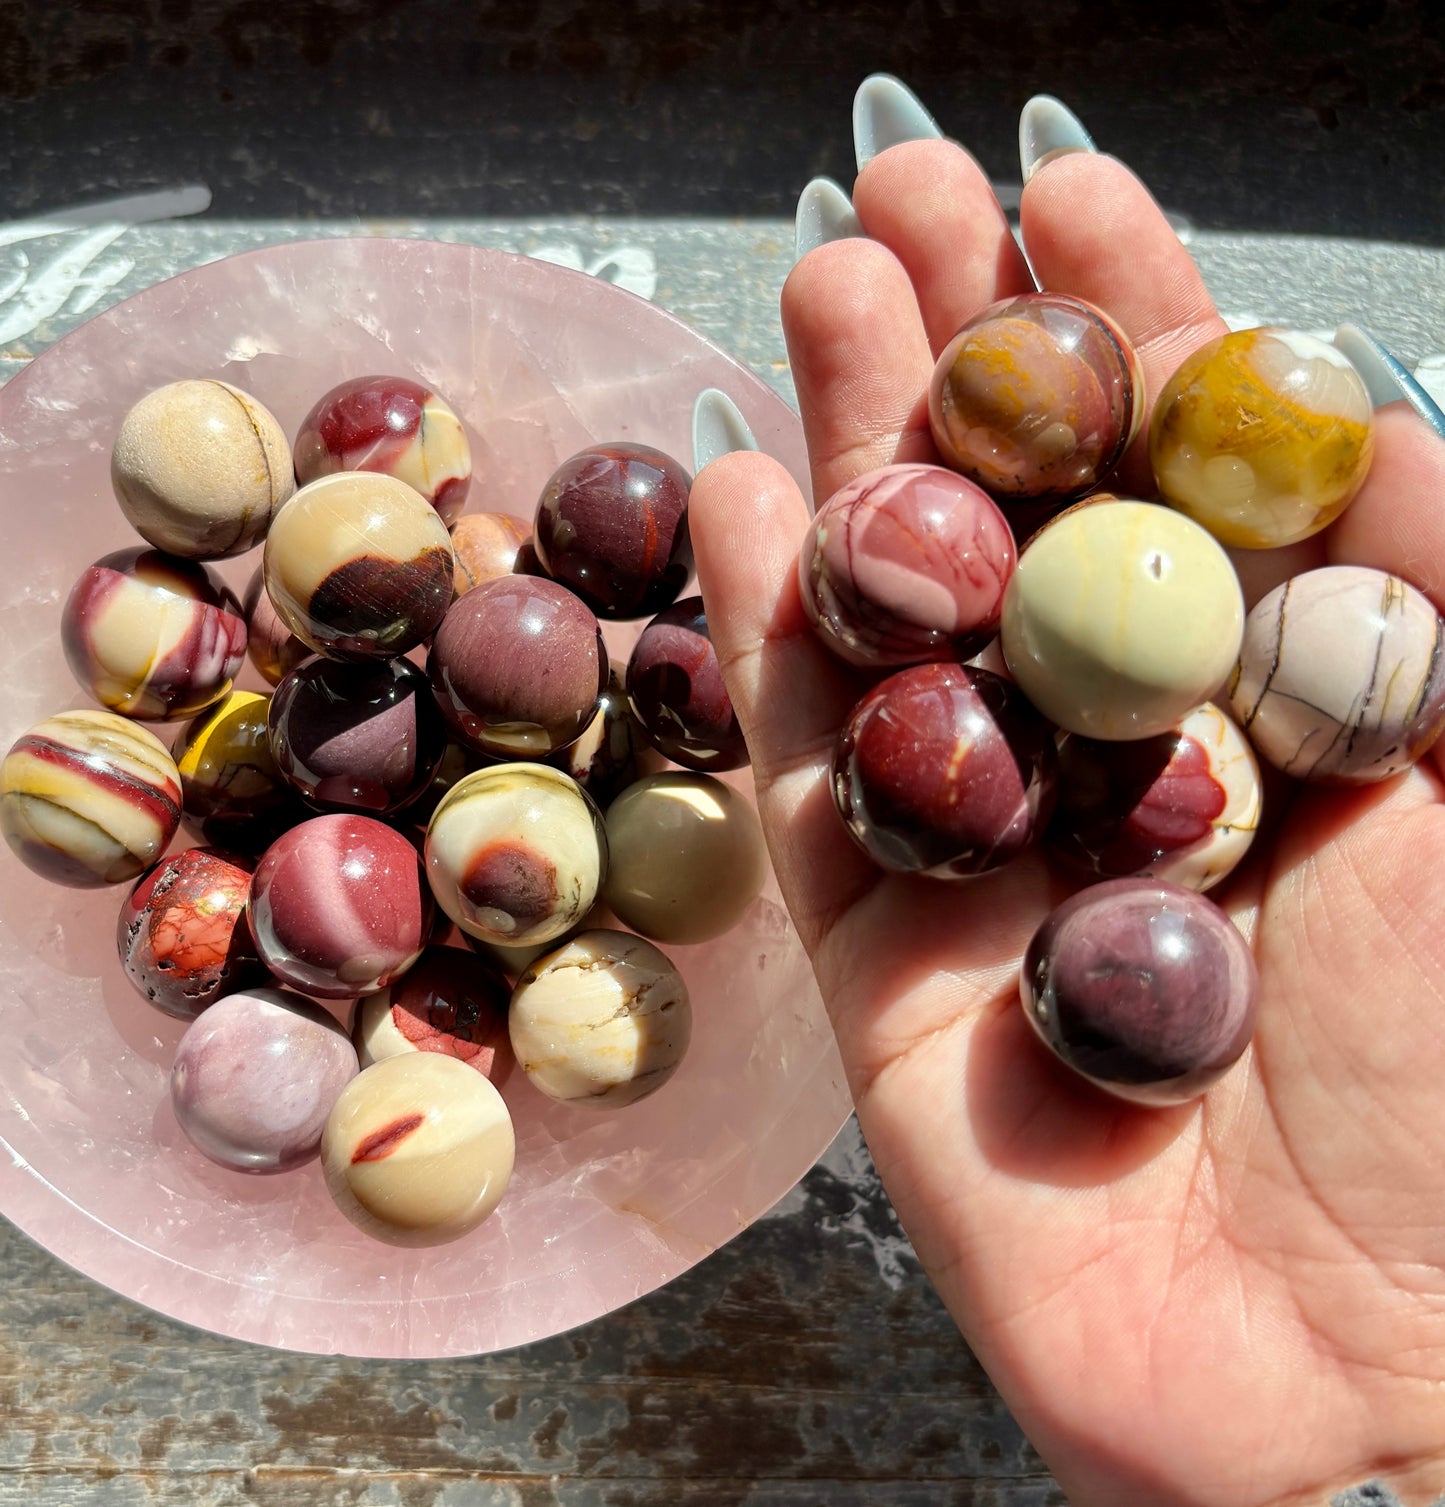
[0,1128,1058,1503]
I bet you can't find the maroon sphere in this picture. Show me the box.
[1020,879,1259,1104]
[1049,725,1227,881]
[250,814,433,999]
[428,575,607,757]
[533,443,693,619]
[800,463,1016,669]
[627,597,748,772]
[833,663,1057,878]
[269,656,447,816]
[353,945,514,1087]
[294,374,471,526]
[118,847,262,1020]
[62,548,247,721]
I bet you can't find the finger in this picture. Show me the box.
[781,237,936,509]
[687,449,880,951]
[1324,404,1445,608]
[1021,152,1229,496]
[850,138,1034,355]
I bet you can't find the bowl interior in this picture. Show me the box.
[0,237,849,1358]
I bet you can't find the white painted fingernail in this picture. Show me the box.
[794,177,863,260]
[1019,95,1096,185]
[1333,325,1445,441]
[853,74,942,169]
[692,389,759,472]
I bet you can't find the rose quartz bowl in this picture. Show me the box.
[0,239,849,1357]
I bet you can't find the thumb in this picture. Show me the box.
[687,449,878,954]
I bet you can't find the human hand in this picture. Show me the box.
[689,82,1445,1507]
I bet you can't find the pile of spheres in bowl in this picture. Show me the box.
[809,291,1445,1106]
[0,238,847,1359]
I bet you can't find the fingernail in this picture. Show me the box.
[692,389,759,472]
[794,176,863,260]
[1333,324,1445,441]
[1019,95,1096,185]
[853,74,942,169]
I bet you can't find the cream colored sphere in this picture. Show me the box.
[1000,499,1244,740]
[111,379,294,558]
[509,930,691,1108]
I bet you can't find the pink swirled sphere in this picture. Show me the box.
[799,463,1016,670]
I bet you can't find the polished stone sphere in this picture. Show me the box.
[929,292,1144,503]
[250,814,433,999]
[799,463,1016,669]
[627,597,748,772]
[268,655,447,816]
[1020,878,1258,1105]
[832,663,1057,878]
[533,443,693,619]
[429,575,607,758]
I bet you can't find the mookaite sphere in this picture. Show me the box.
[533,443,693,619]
[111,378,294,559]
[928,292,1144,503]
[294,374,472,526]
[1150,328,1375,548]
[242,566,310,687]
[603,773,767,944]
[425,764,607,948]
[833,663,1057,878]
[118,847,260,1019]
[548,671,647,809]
[1230,565,1445,783]
[510,930,691,1108]
[250,814,433,998]
[1049,702,1262,891]
[171,988,359,1172]
[269,656,447,815]
[62,548,247,721]
[1000,499,1244,740]
[799,463,1017,669]
[1,710,182,887]
[1020,879,1258,1105]
[428,575,607,757]
[450,512,532,597]
[627,597,748,772]
[172,690,298,854]
[352,945,513,1085]
[321,1053,516,1246]
[262,473,454,659]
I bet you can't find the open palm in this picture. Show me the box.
[690,142,1445,1506]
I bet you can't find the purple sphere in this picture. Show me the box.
[269,656,447,816]
[170,987,359,1172]
[250,814,433,999]
[429,575,607,757]
[1020,879,1259,1105]
[833,664,1056,878]
[118,847,261,1020]
[627,597,748,772]
[800,464,1017,669]
[533,443,693,619]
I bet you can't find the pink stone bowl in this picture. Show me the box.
[0,238,849,1357]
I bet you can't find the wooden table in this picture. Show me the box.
[1,213,1441,1505]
